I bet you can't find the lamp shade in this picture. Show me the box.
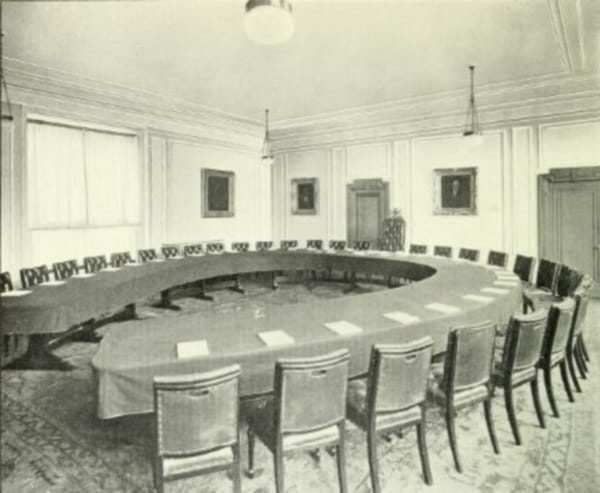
[244,0,294,45]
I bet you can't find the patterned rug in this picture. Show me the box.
[1,280,599,493]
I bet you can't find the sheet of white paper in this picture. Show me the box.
[176,340,209,359]
[383,311,421,324]
[494,280,520,287]
[102,267,121,272]
[481,287,509,295]
[72,273,95,279]
[39,280,67,286]
[462,294,494,303]
[124,262,141,267]
[324,320,364,335]
[150,259,165,262]
[425,302,460,314]
[168,255,184,260]
[1,290,32,297]
[257,330,295,347]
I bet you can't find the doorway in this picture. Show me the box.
[347,179,389,246]
[538,166,600,297]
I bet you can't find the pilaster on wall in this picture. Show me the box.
[392,140,410,240]
[148,135,169,248]
[330,147,347,240]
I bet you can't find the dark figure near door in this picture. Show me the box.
[441,175,471,209]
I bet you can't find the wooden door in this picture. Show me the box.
[347,179,389,246]
[538,167,600,297]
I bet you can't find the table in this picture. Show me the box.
[81,251,522,419]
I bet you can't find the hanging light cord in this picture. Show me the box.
[1,31,14,119]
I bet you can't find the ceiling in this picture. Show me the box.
[2,0,599,123]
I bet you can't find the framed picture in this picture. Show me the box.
[433,167,477,215]
[201,168,234,218]
[292,178,318,215]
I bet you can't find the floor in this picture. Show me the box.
[1,278,599,493]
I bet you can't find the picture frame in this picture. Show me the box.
[291,177,318,215]
[433,167,477,215]
[201,168,235,218]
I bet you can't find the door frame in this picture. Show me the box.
[346,179,389,245]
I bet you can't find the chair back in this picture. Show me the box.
[513,254,535,283]
[183,244,204,256]
[572,290,590,338]
[20,265,50,288]
[256,241,273,251]
[206,242,224,253]
[280,240,298,250]
[52,259,79,280]
[367,337,433,414]
[0,272,14,292]
[306,239,323,250]
[542,297,576,358]
[487,250,508,268]
[231,242,249,252]
[409,244,427,254]
[352,241,370,251]
[500,309,548,373]
[329,240,346,251]
[556,266,583,298]
[110,252,133,267]
[83,255,108,273]
[154,365,241,456]
[162,245,181,258]
[434,246,452,258]
[536,259,559,293]
[275,349,349,434]
[444,321,495,393]
[458,248,479,262]
[138,249,157,262]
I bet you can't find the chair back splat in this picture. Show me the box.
[501,310,548,374]
[231,242,249,252]
[110,251,133,267]
[543,298,576,358]
[306,239,323,250]
[256,241,273,251]
[458,248,480,262]
[183,244,204,256]
[536,259,560,293]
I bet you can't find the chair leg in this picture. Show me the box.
[484,398,500,454]
[416,420,433,485]
[559,360,574,403]
[273,447,285,493]
[580,335,590,362]
[232,444,242,493]
[574,344,587,379]
[153,458,164,493]
[445,410,462,473]
[566,348,582,393]
[543,366,560,418]
[530,376,546,429]
[577,340,589,372]
[246,427,256,478]
[503,385,521,445]
[367,427,380,493]
[336,424,348,493]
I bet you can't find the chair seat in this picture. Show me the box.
[347,380,422,431]
[492,364,537,387]
[243,398,340,453]
[162,446,233,478]
[427,379,489,408]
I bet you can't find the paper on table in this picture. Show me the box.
[384,311,421,324]
[1,290,32,297]
[186,253,204,257]
[324,320,363,335]
[481,287,509,295]
[495,272,518,279]
[102,266,121,272]
[257,330,295,347]
[494,280,520,287]
[168,255,184,259]
[462,294,494,303]
[72,272,95,279]
[425,302,460,314]
[176,340,209,359]
[124,262,141,267]
[150,259,165,262]
[39,280,67,286]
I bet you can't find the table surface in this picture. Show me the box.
[67,250,524,419]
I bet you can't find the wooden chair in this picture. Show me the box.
[162,245,181,259]
[347,338,434,492]
[306,239,323,250]
[513,254,536,284]
[492,309,548,445]
[329,240,346,251]
[52,259,79,280]
[244,349,350,493]
[409,244,427,254]
[433,246,452,258]
[458,248,480,262]
[153,365,242,493]
[535,259,560,294]
[556,266,583,298]
[536,297,576,417]
[183,244,204,256]
[206,242,225,253]
[0,271,13,292]
[110,252,133,267]
[487,250,508,268]
[232,242,249,252]
[351,241,370,251]
[0,274,29,368]
[256,241,273,251]
[428,321,499,472]
[566,290,590,393]
[20,265,51,288]
[280,240,298,250]
[138,249,158,262]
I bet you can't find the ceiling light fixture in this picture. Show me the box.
[244,0,294,45]
[462,65,482,141]
[261,109,274,164]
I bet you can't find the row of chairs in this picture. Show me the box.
[152,285,591,493]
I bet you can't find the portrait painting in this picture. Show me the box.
[292,178,318,215]
[201,168,235,217]
[433,167,477,215]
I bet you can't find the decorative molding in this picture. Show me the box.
[547,0,573,72]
